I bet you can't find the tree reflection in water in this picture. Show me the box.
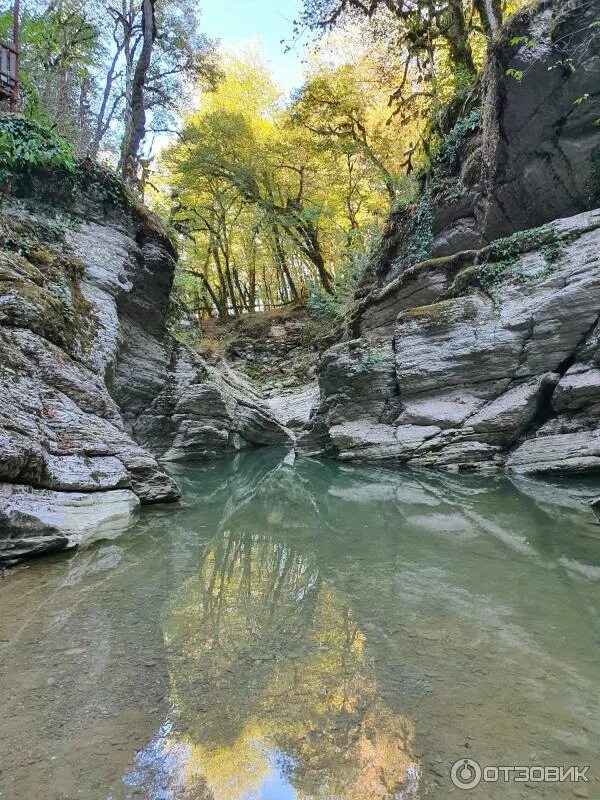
[118,449,600,800]
[160,525,418,800]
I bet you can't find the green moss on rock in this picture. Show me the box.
[403,299,457,322]
[0,208,96,354]
[476,224,567,300]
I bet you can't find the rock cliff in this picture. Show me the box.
[362,0,600,289]
[299,1,600,476]
[0,166,290,563]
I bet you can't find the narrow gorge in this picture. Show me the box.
[2,2,600,799]
[2,0,600,563]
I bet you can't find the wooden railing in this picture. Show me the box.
[0,40,18,104]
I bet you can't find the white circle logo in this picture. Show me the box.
[451,758,483,790]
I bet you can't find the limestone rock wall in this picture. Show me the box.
[0,172,290,563]
[299,2,600,478]
[299,210,600,475]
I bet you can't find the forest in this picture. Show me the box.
[2,3,600,796]
[0,0,542,318]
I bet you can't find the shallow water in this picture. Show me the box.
[1,451,599,800]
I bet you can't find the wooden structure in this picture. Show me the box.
[0,1,19,107]
[0,40,18,105]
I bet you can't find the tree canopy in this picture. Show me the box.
[1,0,533,319]
[0,0,218,183]
[160,47,418,316]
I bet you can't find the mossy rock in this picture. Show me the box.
[447,265,478,297]
[401,296,480,327]
[403,298,459,322]
[1,208,96,354]
[28,248,55,268]
[0,253,44,285]
[0,280,67,346]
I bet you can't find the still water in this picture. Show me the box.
[1,450,599,800]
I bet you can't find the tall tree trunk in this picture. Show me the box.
[262,261,274,309]
[222,250,239,315]
[247,240,257,312]
[285,203,334,294]
[198,250,223,317]
[121,0,156,186]
[231,261,248,311]
[474,0,503,40]
[209,235,230,319]
[88,37,125,160]
[298,220,333,294]
[77,72,92,155]
[443,0,477,77]
[309,245,334,295]
[273,226,299,301]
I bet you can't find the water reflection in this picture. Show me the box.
[122,713,212,800]
[155,526,418,800]
[0,450,599,800]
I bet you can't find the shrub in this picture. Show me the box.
[434,109,482,173]
[0,114,76,184]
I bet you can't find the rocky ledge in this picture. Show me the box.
[0,167,290,564]
[299,209,600,474]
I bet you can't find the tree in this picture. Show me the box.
[299,1,531,125]
[475,0,503,39]
[300,0,479,87]
[160,48,417,318]
[114,0,219,185]
[163,54,338,310]
[120,0,156,184]
[0,0,101,150]
[1,0,218,183]
[288,60,410,207]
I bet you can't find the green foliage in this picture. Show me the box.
[573,94,590,106]
[0,115,76,184]
[434,110,481,173]
[49,280,74,322]
[487,225,563,265]
[405,195,434,266]
[505,68,524,82]
[75,160,132,210]
[1,0,217,182]
[304,238,369,343]
[306,281,342,322]
[510,35,535,48]
[477,225,566,302]
[163,51,403,316]
[306,223,374,317]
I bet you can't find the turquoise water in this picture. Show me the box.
[0,450,599,799]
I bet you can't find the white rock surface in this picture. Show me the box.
[0,484,140,562]
[267,385,320,430]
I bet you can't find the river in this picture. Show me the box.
[1,450,599,799]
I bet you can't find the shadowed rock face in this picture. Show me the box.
[367,0,600,288]
[0,173,290,564]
